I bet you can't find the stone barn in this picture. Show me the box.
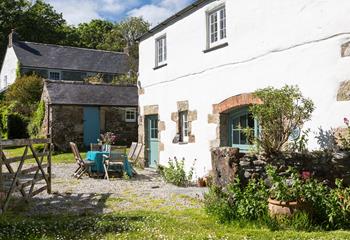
[42,80,138,151]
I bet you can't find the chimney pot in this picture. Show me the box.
[8,29,18,48]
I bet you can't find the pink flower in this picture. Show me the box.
[344,117,349,126]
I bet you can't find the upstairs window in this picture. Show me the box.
[179,111,189,143]
[208,6,226,48]
[48,70,61,80]
[155,35,167,66]
[125,108,137,122]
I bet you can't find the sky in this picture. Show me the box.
[44,0,195,26]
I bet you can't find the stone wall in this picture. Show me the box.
[103,107,138,145]
[211,147,350,187]
[46,105,138,151]
[50,105,84,151]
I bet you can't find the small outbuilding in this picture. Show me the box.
[42,80,138,151]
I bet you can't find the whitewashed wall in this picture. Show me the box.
[138,0,350,177]
[0,47,18,90]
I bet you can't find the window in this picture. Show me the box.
[207,6,226,48]
[229,107,259,152]
[155,35,167,66]
[125,108,137,122]
[48,70,61,80]
[179,111,189,142]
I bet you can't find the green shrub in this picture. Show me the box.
[266,165,303,202]
[7,112,29,139]
[5,74,43,117]
[28,101,45,137]
[204,178,268,223]
[159,157,194,187]
[250,85,314,157]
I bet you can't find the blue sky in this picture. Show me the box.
[44,0,195,26]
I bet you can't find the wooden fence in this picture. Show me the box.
[0,138,53,213]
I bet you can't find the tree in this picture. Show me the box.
[0,0,29,66]
[16,0,67,43]
[76,19,113,49]
[0,0,74,66]
[249,85,315,157]
[5,74,44,116]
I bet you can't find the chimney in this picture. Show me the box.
[8,29,18,48]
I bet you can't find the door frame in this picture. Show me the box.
[145,114,159,168]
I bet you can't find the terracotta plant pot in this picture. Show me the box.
[197,178,206,187]
[268,198,304,217]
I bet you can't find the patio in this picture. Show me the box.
[13,163,207,216]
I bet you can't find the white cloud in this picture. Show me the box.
[128,0,193,26]
[44,0,193,26]
[45,0,140,25]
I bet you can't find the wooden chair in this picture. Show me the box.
[128,143,144,175]
[103,146,127,181]
[70,142,95,179]
[90,143,101,151]
[127,142,138,161]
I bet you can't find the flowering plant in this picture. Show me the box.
[338,117,350,151]
[99,132,117,145]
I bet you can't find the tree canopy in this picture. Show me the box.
[0,0,150,69]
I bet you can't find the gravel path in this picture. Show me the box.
[11,163,208,215]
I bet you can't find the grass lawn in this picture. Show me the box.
[3,146,85,164]
[1,149,350,239]
[1,208,350,239]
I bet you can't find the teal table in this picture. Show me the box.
[87,151,133,177]
[87,151,109,173]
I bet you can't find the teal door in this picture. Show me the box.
[146,115,159,168]
[83,107,100,147]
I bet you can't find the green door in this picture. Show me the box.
[146,115,159,168]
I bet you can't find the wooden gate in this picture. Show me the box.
[0,138,53,213]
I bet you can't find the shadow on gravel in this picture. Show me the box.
[6,192,112,216]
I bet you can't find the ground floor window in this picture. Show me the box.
[125,108,137,122]
[228,107,259,152]
[179,111,189,143]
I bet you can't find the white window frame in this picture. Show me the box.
[179,111,189,143]
[125,108,137,123]
[155,35,167,67]
[48,70,61,80]
[207,5,227,49]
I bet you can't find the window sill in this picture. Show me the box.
[203,42,229,53]
[153,63,168,70]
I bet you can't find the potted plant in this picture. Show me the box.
[99,132,117,151]
[266,165,305,216]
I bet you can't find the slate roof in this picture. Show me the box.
[44,80,138,107]
[13,41,130,74]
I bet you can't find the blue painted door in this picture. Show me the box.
[83,107,100,147]
[146,115,159,168]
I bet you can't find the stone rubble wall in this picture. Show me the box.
[211,147,350,187]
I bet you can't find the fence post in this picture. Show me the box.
[0,137,3,213]
[47,135,52,194]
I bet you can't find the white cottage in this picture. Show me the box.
[138,0,350,177]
